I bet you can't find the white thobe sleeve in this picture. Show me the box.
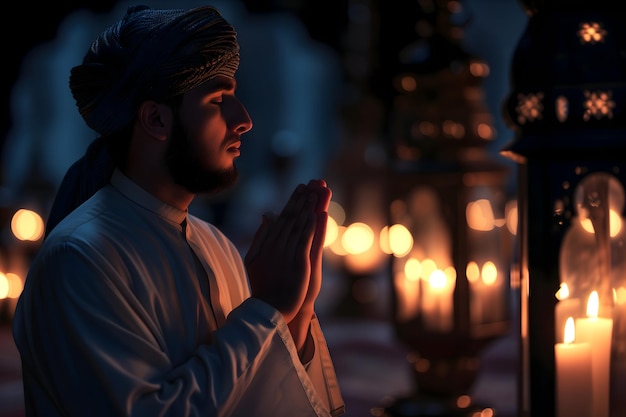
[218,300,344,417]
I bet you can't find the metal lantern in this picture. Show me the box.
[501,1,626,416]
[374,1,515,415]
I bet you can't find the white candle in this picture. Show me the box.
[575,291,613,417]
[555,317,593,417]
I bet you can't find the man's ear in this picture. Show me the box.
[137,100,172,141]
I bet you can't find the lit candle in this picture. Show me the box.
[480,261,503,322]
[555,317,593,417]
[422,269,453,332]
[575,291,613,417]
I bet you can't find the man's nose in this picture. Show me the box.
[229,97,253,134]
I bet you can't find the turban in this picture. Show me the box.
[70,4,240,136]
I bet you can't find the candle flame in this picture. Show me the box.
[556,283,570,300]
[481,261,498,285]
[404,258,421,281]
[586,291,599,318]
[387,224,413,257]
[443,266,456,281]
[466,261,480,283]
[429,269,447,290]
[466,199,495,231]
[564,316,576,344]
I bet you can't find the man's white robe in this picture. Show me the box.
[13,169,345,416]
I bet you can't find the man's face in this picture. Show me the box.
[165,76,252,194]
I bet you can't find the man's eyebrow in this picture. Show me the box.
[210,77,237,92]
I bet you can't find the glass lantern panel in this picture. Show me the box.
[466,185,510,326]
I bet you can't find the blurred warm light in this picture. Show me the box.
[515,92,544,125]
[443,120,465,139]
[345,248,385,274]
[404,258,421,281]
[11,208,45,241]
[388,223,413,257]
[390,199,406,218]
[414,356,430,372]
[579,208,621,236]
[421,259,437,282]
[0,272,24,298]
[578,22,606,44]
[466,261,480,283]
[471,407,494,417]
[342,222,374,255]
[443,266,456,281]
[556,282,570,301]
[329,226,348,256]
[0,273,8,299]
[428,269,447,290]
[609,209,621,236]
[505,200,518,235]
[447,0,462,13]
[456,394,471,409]
[328,201,346,226]
[493,218,506,228]
[325,216,339,247]
[370,408,384,417]
[469,60,490,78]
[556,95,569,122]
[397,144,420,160]
[481,261,497,285]
[400,75,417,92]
[466,199,495,231]
[418,121,437,137]
[476,123,493,140]
[379,226,392,254]
[582,90,615,121]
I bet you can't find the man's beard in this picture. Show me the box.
[165,115,239,194]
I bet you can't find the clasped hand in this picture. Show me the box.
[245,179,332,324]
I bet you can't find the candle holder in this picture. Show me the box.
[501,1,626,416]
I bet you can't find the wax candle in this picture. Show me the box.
[575,291,613,417]
[555,317,593,417]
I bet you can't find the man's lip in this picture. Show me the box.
[227,141,241,154]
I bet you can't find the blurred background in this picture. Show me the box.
[0,1,529,416]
